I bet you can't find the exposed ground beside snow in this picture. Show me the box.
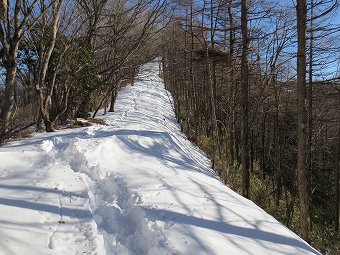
[0,60,321,255]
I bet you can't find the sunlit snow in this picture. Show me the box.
[0,60,320,255]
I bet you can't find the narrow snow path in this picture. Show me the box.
[0,60,320,254]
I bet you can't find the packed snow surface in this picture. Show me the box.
[0,60,321,255]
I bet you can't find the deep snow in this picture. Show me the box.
[0,60,321,254]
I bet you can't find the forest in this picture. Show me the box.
[0,0,339,254]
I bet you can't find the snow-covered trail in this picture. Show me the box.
[0,60,320,255]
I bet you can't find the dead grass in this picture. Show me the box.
[87,118,108,126]
[67,117,108,129]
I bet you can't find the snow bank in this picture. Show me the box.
[39,140,54,153]
[0,59,321,255]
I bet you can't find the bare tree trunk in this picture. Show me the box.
[336,93,340,233]
[1,63,17,141]
[228,2,235,170]
[0,0,47,141]
[307,0,314,231]
[189,2,198,142]
[35,0,64,132]
[204,0,217,170]
[109,88,116,112]
[296,0,311,243]
[241,0,250,198]
[0,0,6,19]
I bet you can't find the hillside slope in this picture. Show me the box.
[0,60,320,255]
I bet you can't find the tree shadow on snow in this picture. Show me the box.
[0,197,91,219]
[112,129,216,178]
[0,184,88,199]
[142,207,320,255]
